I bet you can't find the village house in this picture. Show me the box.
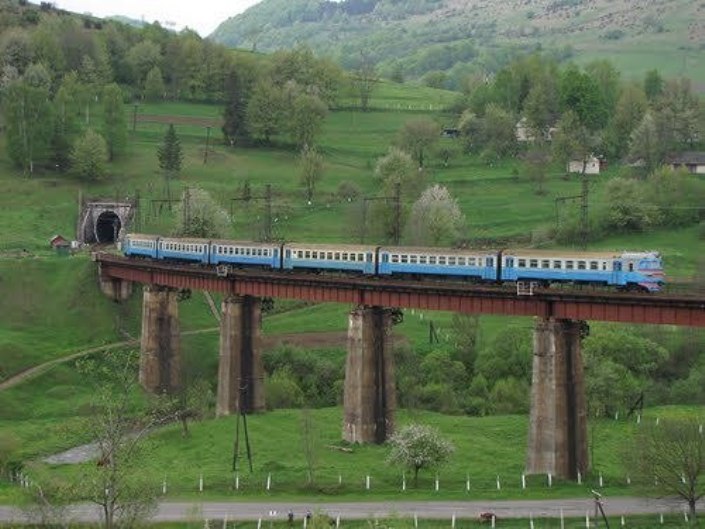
[567,155,605,175]
[667,152,705,174]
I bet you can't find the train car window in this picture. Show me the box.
[448,257,456,266]
[487,258,494,267]
[469,257,476,266]
[391,255,398,263]
[359,253,364,261]
[342,252,349,260]
[409,255,417,264]
[578,261,586,270]
[333,252,339,260]
[438,256,446,265]
[518,259,526,267]
[629,263,634,272]
[553,260,562,269]
[458,257,466,266]
[419,255,427,264]
[401,255,408,264]
[590,261,598,270]
[541,260,550,268]
[602,262,607,270]
[530,259,538,268]
[429,256,437,265]
[325,252,331,260]
[350,253,356,262]
[566,261,574,269]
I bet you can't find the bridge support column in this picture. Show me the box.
[216,295,265,416]
[526,318,588,479]
[139,285,181,394]
[343,306,396,444]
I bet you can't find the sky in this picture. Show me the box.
[36,0,263,37]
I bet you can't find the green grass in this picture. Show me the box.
[6,402,703,503]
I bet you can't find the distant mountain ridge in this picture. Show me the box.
[210,0,705,87]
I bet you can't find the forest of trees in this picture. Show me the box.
[0,1,344,177]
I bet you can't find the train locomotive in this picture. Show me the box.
[122,233,665,292]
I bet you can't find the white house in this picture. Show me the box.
[567,155,604,175]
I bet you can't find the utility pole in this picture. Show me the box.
[579,164,589,250]
[264,184,272,242]
[203,126,211,164]
[393,182,401,245]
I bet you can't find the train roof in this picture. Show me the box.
[159,236,211,244]
[502,249,658,259]
[379,246,498,256]
[125,233,159,239]
[284,242,378,252]
[210,239,280,248]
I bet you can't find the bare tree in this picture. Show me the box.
[300,408,320,486]
[627,417,705,520]
[74,350,158,529]
[398,118,441,168]
[299,144,324,204]
[351,51,377,112]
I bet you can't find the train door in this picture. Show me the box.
[612,260,622,285]
[485,256,494,280]
[504,257,514,281]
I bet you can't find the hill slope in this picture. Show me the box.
[210,0,705,86]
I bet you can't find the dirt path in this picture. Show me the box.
[0,330,350,392]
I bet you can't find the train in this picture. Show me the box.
[122,233,666,292]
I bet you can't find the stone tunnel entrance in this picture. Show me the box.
[95,211,122,243]
[77,200,135,245]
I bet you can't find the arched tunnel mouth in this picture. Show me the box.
[95,211,121,244]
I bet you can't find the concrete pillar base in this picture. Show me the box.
[343,306,396,444]
[139,285,181,394]
[526,317,588,479]
[216,295,265,416]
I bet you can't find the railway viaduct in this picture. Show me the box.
[94,253,705,481]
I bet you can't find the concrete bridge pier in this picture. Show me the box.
[343,305,396,444]
[139,285,181,394]
[526,317,588,480]
[216,295,265,416]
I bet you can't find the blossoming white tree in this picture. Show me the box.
[386,423,455,487]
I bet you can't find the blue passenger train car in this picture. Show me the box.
[282,243,378,274]
[210,240,281,269]
[378,247,498,281]
[121,233,159,259]
[157,237,210,264]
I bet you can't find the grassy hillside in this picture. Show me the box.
[1,81,703,505]
[211,0,705,86]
